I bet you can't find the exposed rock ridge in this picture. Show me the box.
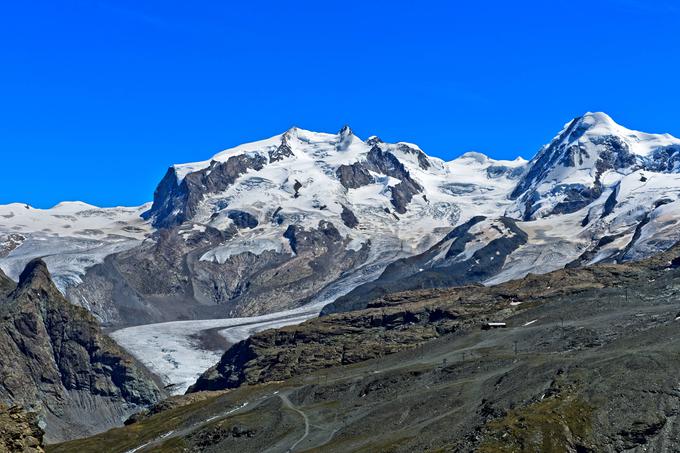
[0,259,163,443]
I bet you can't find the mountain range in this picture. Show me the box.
[3,112,680,321]
[2,111,680,447]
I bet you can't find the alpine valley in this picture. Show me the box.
[3,112,680,451]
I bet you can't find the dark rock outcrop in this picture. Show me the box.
[0,259,163,443]
[335,163,373,189]
[323,216,528,314]
[69,220,370,325]
[0,266,15,298]
[67,224,237,325]
[397,143,431,170]
[227,210,258,229]
[144,153,267,228]
[340,204,359,228]
[366,146,423,214]
[648,145,680,172]
[268,140,294,163]
[336,145,423,213]
[601,184,619,218]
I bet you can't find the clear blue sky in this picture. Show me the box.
[1,0,679,208]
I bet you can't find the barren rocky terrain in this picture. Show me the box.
[0,260,163,443]
[49,244,680,452]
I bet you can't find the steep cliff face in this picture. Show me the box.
[0,259,163,443]
[0,267,15,298]
[66,219,371,325]
[143,153,268,229]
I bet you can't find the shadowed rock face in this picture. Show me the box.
[322,216,528,314]
[397,143,431,170]
[0,266,15,298]
[0,259,162,443]
[69,220,370,325]
[648,145,680,172]
[268,140,294,163]
[144,153,268,229]
[335,145,423,214]
[340,204,359,228]
[335,162,373,189]
[227,210,258,229]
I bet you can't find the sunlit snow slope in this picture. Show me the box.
[0,202,151,292]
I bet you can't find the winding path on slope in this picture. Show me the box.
[278,392,310,453]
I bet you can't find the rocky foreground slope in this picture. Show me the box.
[0,260,162,443]
[0,404,44,453]
[51,243,680,452]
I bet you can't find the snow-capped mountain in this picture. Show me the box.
[506,112,680,266]
[62,126,525,325]
[144,126,525,239]
[509,112,680,220]
[5,112,680,394]
[0,202,151,291]
[327,113,680,312]
[3,113,680,325]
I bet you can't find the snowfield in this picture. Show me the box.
[0,202,152,291]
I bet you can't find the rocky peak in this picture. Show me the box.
[337,124,353,137]
[508,112,680,220]
[144,126,440,229]
[366,135,383,146]
[13,258,54,296]
[0,259,163,442]
[335,125,356,151]
[269,132,295,163]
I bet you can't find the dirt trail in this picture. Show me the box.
[277,393,310,452]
